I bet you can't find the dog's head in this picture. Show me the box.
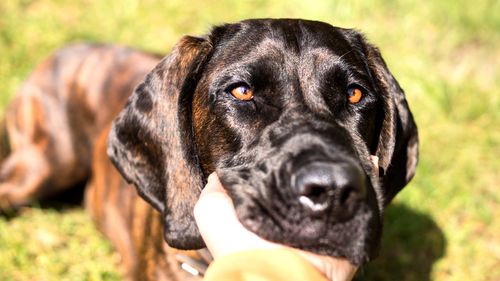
[108,19,418,265]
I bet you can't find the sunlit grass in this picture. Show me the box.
[0,0,499,280]
[0,207,121,281]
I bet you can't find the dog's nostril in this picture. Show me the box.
[293,167,335,213]
[299,183,331,203]
[339,185,356,205]
[301,184,329,201]
[298,183,331,212]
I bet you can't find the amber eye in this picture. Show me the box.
[347,87,363,104]
[230,85,254,101]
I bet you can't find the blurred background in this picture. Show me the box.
[0,0,498,280]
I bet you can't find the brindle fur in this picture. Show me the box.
[0,44,197,280]
[0,44,158,207]
[86,127,200,280]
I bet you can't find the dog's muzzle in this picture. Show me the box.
[217,118,381,264]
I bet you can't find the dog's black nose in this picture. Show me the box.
[292,162,366,215]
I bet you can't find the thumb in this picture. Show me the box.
[194,173,281,258]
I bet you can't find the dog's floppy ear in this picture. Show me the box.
[107,36,212,249]
[360,37,419,205]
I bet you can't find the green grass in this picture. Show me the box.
[0,207,121,281]
[1,0,499,280]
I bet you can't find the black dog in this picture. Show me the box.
[108,18,418,265]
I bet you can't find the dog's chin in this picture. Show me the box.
[230,198,380,265]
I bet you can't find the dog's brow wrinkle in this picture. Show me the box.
[296,56,333,116]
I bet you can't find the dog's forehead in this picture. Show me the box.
[208,19,359,69]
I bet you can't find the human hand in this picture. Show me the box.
[194,173,357,281]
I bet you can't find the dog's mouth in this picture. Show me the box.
[216,147,382,265]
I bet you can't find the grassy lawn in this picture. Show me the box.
[1,0,499,280]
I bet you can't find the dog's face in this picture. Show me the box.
[108,19,418,265]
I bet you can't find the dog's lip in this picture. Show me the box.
[233,198,376,264]
[237,210,328,242]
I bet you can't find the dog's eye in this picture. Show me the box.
[230,85,254,101]
[347,87,363,104]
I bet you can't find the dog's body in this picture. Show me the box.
[1,19,418,280]
[0,44,159,207]
[0,44,194,280]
